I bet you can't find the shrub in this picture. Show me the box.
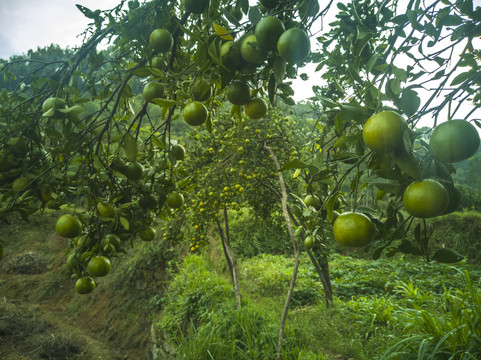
[430,211,481,263]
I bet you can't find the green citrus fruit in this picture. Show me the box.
[402,179,449,218]
[245,98,268,119]
[143,81,164,102]
[151,56,166,69]
[12,177,29,192]
[240,35,267,65]
[66,254,78,272]
[260,0,278,8]
[75,277,96,294]
[362,111,407,153]
[96,202,116,218]
[333,212,374,247]
[167,192,184,209]
[139,194,158,209]
[139,226,156,241]
[183,0,209,13]
[277,28,310,64]
[124,162,143,181]
[221,41,244,72]
[192,79,212,101]
[226,80,250,105]
[171,144,186,161]
[102,234,122,250]
[87,256,111,277]
[149,29,173,53]
[255,16,285,50]
[304,194,321,208]
[429,120,480,163]
[183,101,208,126]
[304,235,314,249]
[56,214,83,238]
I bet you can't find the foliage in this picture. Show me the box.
[156,254,327,360]
[381,270,481,360]
[429,211,481,263]
[228,209,293,257]
[158,255,233,331]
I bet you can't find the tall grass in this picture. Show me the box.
[381,270,481,359]
[156,254,327,359]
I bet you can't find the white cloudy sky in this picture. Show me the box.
[0,0,121,59]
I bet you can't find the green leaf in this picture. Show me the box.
[123,133,138,162]
[319,97,338,109]
[152,135,166,150]
[45,128,63,141]
[390,79,402,95]
[268,74,277,106]
[391,14,408,25]
[451,70,473,85]
[414,223,421,243]
[334,113,344,135]
[207,38,223,67]
[248,6,261,25]
[279,160,319,175]
[0,244,3,261]
[371,180,401,195]
[239,0,249,14]
[440,14,463,27]
[76,4,97,19]
[151,98,178,107]
[205,113,212,133]
[119,216,130,231]
[366,53,380,74]
[398,240,417,254]
[42,108,56,117]
[432,248,464,263]
[372,247,383,260]
[273,56,286,84]
[398,89,421,117]
[58,105,84,116]
[406,10,422,30]
[194,42,209,67]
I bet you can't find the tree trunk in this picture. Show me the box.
[286,206,334,307]
[264,144,300,360]
[216,206,242,309]
[306,250,333,306]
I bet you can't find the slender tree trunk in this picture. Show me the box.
[286,206,334,307]
[306,250,333,306]
[264,144,300,360]
[216,206,242,309]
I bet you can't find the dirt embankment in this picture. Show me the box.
[0,213,168,360]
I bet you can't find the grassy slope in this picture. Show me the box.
[154,244,481,360]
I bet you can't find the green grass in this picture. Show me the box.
[154,250,481,359]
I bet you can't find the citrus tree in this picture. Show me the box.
[1,0,481,358]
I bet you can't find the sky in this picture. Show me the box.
[0,0,121,59]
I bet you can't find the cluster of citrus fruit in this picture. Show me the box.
[145,1,311,127]
[55,196,164,294]
[331,111,479,248]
